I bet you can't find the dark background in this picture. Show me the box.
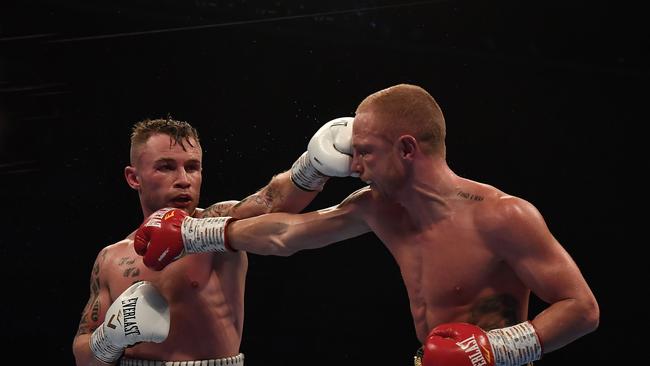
[0,0,643,364]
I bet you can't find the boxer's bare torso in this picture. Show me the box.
[358,179,533,342]
[87,205,246,361]
[100,239,245,360]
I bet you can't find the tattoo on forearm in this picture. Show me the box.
[457,191,484,201]
[204,202,237,218]
[232,198,248,210]
[468,294,518,330]
[253,194,272,209]
[250,184,284,210]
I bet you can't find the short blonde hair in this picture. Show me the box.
[357,84,446,156]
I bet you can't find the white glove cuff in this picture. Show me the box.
[290,151,329,191]
[90,325,123,364]
[486,321,542,366]
[181,216,235,253]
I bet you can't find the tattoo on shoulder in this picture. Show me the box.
[457,191,484,202]
[468,294,518,330]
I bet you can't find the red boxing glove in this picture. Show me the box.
[422,322,542,366]
[134,208,187,271]
[423,322,495,366]
[134,207,235,271]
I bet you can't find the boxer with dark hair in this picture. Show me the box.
[72,116,354,365]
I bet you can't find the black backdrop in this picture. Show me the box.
[0,0,643,365]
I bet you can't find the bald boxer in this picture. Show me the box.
[136,84,599,366]
[72,116,354,365]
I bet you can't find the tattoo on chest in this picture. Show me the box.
[468,294,518,330]
[123,267,141,278]
[118,256,140,278]
[118,257,136,266]
[457,191,484,201]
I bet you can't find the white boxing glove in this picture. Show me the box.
[291,117,355,191]
[90,281,170,363]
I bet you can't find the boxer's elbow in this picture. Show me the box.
[72,334,95,366]
[567,294,600,338]
[581,296,600,334]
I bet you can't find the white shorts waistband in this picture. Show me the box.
[120,353,244,366]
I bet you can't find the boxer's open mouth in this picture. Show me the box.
[172,194,191,203]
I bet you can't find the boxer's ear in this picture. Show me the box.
[398,135,417,160]
[125,166,140,190]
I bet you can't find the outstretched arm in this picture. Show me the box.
[135,189,373,269]
[228,198,371,256]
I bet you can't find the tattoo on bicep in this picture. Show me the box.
[90,256,104,296]
[77,294,99,336]
[76,310,90,336]
[78,250,106,336]
[90,276,99,296]
[91,298,100,322]
[468,294,518,330]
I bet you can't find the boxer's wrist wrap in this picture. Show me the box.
[413,346,424,366]
[90,325,123,363]
[290,151,329,191]
[181,216,235,253]
[486,321,542,366]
